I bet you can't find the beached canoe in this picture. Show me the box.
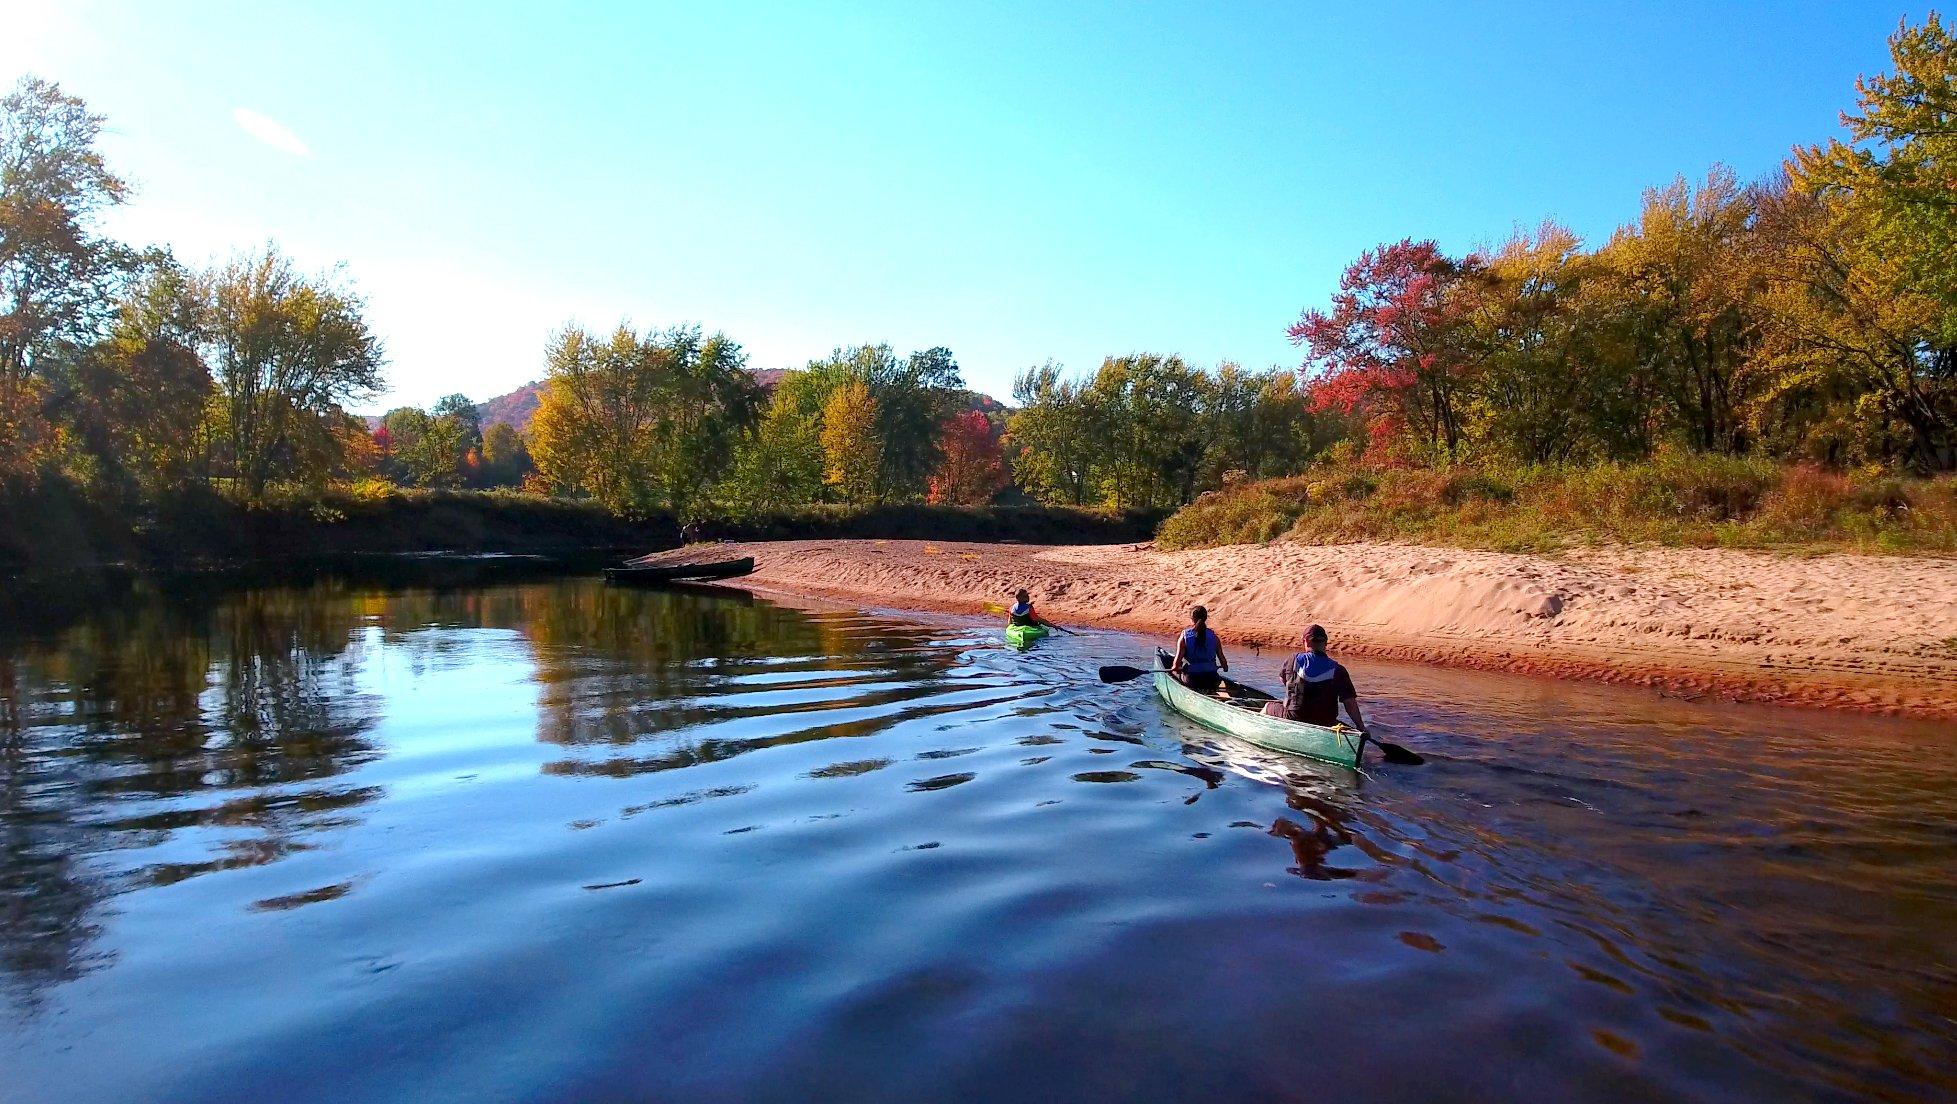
[604,556,755,586]
[1005,622,1048,648]
[1151,649,1363,769]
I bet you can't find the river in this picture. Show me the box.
[2,570,1953,1103]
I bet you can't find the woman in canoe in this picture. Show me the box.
[1265,624,1369,735]
[1170,605,1229,692]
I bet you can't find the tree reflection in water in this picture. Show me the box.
[0,572,958,1007]
[0,582,384,1005]
[525,584,966,774]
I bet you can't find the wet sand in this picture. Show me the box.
[651,539,1957,718]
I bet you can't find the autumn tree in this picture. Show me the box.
[1799,13,1957,335]
[800,343,963,500]
[1456,224,1651,464]
[0,76,133,386]
[479,422,532,487]
[1007,362,1101,505]
[529,323,759,516]
[1598,167,1763,454]
[1786,13,1957,468]
[820,378,882,504]
[204,247,384,496]
[1289,239,1475,461]
[70,261,213,493]
[0,75,138,486]
[927,409,1007,505]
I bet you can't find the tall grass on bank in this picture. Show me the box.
[1155,456,1957,554]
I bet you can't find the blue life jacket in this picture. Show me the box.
[1181,626,1220,674]
[1009,600,1034,625]
[1291,652,1340,683]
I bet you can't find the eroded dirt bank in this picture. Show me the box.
[645,539,1957,718]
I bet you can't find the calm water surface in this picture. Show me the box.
[2,574,1953,1103]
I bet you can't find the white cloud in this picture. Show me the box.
[232,107,311,156]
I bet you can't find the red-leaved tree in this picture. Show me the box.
[927,410,1007,505]
[1288,239,1476,461]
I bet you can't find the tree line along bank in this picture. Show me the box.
[2,15,1953,551]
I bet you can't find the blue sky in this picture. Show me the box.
[3,1,1918,408]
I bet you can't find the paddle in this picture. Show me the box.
[1098,664,1426,766]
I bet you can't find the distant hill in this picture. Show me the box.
[477,381,544,431]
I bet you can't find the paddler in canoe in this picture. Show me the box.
[1005,588,1065,643]
[1168,605,1230,693]
[1263,623,1369,738]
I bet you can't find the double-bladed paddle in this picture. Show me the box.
[1097,663,1426,766]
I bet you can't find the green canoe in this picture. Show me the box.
[1151,649,1363,769]
[1005,622,1048,647]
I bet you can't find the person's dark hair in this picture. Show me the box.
[1015,588,1030,603]
[1191,605,1207,623]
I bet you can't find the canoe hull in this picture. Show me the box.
[604,556,755,586]
[1151,654,1361,769]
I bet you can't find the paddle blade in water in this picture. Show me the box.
[1098,665,1151,684]
[1375,740,1425,766]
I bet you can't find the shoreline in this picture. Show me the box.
[652,538,1957,719]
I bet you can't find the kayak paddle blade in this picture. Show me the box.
[1098,664,1151,684]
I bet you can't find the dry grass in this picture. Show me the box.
[1156,456,1957,555]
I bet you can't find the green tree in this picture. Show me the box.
[1087,353,1212,507]
[381,406,470,487]
[204,246,384,496]
[820,378,882,504]
[723,393,825,509]
[1007,361,1103,505]
[1199,362,1321,482]
[430,392,482,453]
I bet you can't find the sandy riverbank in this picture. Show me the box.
[646,539,1957,718]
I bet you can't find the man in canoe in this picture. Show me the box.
[1265,624,1368,735]
[1170,605,1229,693]
[1007,589,1059,632]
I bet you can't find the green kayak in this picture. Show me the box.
[1005,622,1048,647]
[1151,649,1363,769]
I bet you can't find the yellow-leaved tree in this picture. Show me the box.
[820,379,882,505]
[529,323,758,516]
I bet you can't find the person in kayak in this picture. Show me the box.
[1265,624,1368,734]
[1170,605,1229,693]
[1006,589,1058,632]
